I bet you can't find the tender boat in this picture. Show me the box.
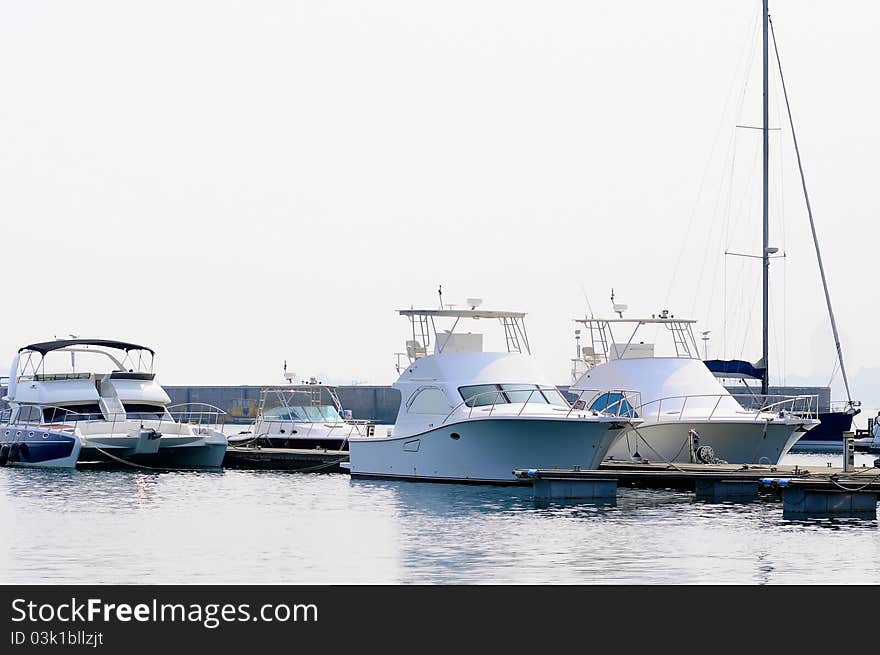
[348,298,640,484]
[228,383,373,451]
[1,339,227,469]
[569,311,819,465]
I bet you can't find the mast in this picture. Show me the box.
[761,0,770,395]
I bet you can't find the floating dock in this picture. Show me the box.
[516,460,880,493]
[516,461,880,516]
[222,446,348,472]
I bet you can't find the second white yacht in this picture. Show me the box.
[569,311,818,465]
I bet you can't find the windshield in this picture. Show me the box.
[459,384,570,408]
[263,404,342,422]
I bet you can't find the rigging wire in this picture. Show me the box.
[769,15,853,404]
[664,6,761,315]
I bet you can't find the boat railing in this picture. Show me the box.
[250,416,368,442]
[1,404,229,438]
[441,387,642,424]
[626,393,819,423]
[167,403,227,426]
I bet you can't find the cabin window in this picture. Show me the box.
[407,387,452,414]
[459,384,570,408]
[539,388,571,407]
[500,384,549,404]
[458,384,502,407]
[15,406,43,424]
[42,404,103,422]
[123,403,168,420]
[589,392,637,418]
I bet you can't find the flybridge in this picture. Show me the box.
[574,314,702,369]
[398,306,531,365]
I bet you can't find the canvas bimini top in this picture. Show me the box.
[19,339,155,356]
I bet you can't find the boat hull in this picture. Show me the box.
[605,419,806,465]
[85,433,228,469]
[787,410,858,452]
[0,427,82,468]
[349,417,624,484]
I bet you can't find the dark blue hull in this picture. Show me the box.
[0,427,82,468]
[798,411,858,444]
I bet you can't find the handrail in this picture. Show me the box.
[0,403,230,436]
[617,392,819,423]
[439,387,642,425]
[250,416,368,441]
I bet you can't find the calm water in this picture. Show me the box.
[2,452,880,585]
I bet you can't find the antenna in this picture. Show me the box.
[701,330,711,360]
[437,285,443,310]
[610,289,628,318]
[580,284,595,319]
[69,333,79,372]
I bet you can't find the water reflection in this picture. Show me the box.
[2,467,879,584]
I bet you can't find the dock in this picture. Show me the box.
[516,461,880,516]
[513,460,880,492]
[222,446,348,472]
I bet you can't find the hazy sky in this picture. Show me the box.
[1,1,878,405]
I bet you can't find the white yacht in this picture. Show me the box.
[228,383,372,451]
[569,311,818,465]
[348,299,640,483]
[1,339,227,469]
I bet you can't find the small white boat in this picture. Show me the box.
[348,298,641,484]
[229,384,372,451]
[569,311,818,465]
[1,339,227,469]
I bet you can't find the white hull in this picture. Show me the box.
[80,424,227,468]
[605,419,806,465]
[349,416,624,483]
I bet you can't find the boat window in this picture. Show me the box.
[459,384,503,407]
[42,404,103,422]
[123,403,168,420]
[500,384,548,404]
[407,387,452,414]
[15,406,43,424]
[589,392,637,417]
[302,406,325,422]
[539,388,571,407]
[318,405,343,422]
[263,406,311,422]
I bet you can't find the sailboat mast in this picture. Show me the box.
[761,0,770,395]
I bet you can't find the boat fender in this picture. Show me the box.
[18,443,29,462]
[8,442,21,463]
[526,468,538,478]
[0,444,9,466]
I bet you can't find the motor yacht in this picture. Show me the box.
[348,298,640,483]
[0,339,227,469]
[569,311,818,465]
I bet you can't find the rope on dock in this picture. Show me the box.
[826,470,880,493]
